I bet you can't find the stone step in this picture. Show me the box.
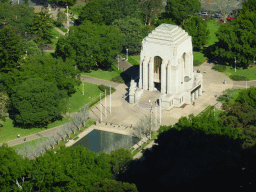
[138,90,161,107]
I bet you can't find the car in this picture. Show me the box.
[212,12,222,18]
[226,16,234,21]
[201,12,209,16]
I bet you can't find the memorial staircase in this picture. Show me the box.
[137,90,161,108]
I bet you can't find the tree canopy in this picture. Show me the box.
[213,10,256,67]
[55,21,123,71]
[10,78,68,127]
[0,26,24,70]
[182,16,209,49]
[164,0,201,25]
[113,16,151,54]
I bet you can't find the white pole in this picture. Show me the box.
[150,108,152,140]
[155,102,157,127]
[18,0,19,4]
[234,56,236,72]
[110,86,111,114]
[105,89,107,117]
[100,93,102,122]
[160,98,161,125]
[126,49,128,61]
[26,51,27,56]
[82,81,84,95]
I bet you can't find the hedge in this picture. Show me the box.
[229,75,249,81]
[212,64,227,72]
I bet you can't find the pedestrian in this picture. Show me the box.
[223,80,226,84]
[24,138,26,141]
[131,124,132,128]
[17,134,20,138]
[215,93,217,97]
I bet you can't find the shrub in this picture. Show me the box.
[98,85,116,94]
[229,75,249,81]
[112,75,124,83]
[212,64,227,72]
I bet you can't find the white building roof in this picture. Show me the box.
[143,23,190,46]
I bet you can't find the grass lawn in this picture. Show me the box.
[193,51,207,65]
[84,120,96,127]
[11,137,48,150]
[205,19,220,46]
[222,65,256,80]
[68,82,103,113]
[50,28,63,50]
[120,54,140,65]
[0,117,70,143]
[81,69,119,81]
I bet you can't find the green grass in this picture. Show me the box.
[0,117,70,143]
[84,120,96,128]
[11,137,48,150]
[193,51,207,65]
[81,69,119,81]
[222,65,256,80]
[50,28,63,50]
[120,54,140,65]
[68,82,103,113]
[205,19,220,46]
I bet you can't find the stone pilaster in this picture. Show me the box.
[161,60,166,94]
[167,61,171,94]
[139,59,143,88]
[143,57,148,90]
[148,57,154,91]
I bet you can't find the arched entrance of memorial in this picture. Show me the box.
[154,56,162,92]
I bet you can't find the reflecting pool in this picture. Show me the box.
[72,129,140,154]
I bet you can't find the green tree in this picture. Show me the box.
[113,16,151,54]
[29,8,54,44]
[235,87,256,109]
[93,178,138,192]
[56,11,67,27]
[213,10,256,67]
[10,78,68,127]
[139,0,164,25]
[241,0,256,13]
[0,26,24,69]
[55,21,123,71]
[181,16,209,49]
[0,84,8,126]
[164,0,201,25]
[23,40,42,57]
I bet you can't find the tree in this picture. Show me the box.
[241,0,256,12]
[216,0,242,23]
[112,16,152,54]
[164,0,201,25]
[0,26,24,69]
[213,10,256,67]
[0,84,8,126]
[56,11,67,27]
[10,78,68,127]
[3,54,80,96]
[29,8,54,44]
[139,0,164,25]
[55,21,123,71]
[23,40,42,57]
[235,87,256,109]
[181,16,209,49]
[93,178,138,192]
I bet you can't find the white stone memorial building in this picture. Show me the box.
[130,23,203,110]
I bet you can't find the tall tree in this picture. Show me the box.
[213,10,256,67]
[0,26,24,69]
[56,11,67,27]
[10,78,68,127]
[164,0,201,25]
[0,84,8,126]
[113,16,152,54]
[139,0,164,25]
[29,8,54,45]
[55,21,123,71]
[23,40,42,57]
[182,16,210,49]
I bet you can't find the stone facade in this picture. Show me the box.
[136,23,203,109]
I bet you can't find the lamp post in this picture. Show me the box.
[126,48,128,61]
[234,56,236,72]
[66,6,69,32]
[105,89,107,117]
[118,55,119,70]
[100,93,102,122]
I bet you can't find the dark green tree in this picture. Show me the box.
[213,10,256,67]
[182,16,209,49]
[55,21,123,71]
[241,0,256,13]
[10,78,68,127]
[164,0,201,25]
[0,26,24,69]
[113,16,152,54]
[235,87,256,109]
[0,84,8,126]
[29,8,54,44]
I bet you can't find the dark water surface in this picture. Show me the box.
[72,129,140,154]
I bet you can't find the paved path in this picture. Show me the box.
[80,75,120,88]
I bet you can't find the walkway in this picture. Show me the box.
[80,75,120,88]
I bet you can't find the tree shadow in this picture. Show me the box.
[116,128,256,191]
